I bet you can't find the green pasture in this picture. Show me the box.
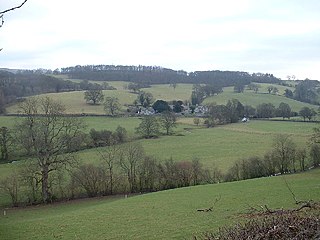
[141,84,193,102]
[0,169,319,240]
[139,120,313,169]
[0,117,316,172]
[254,82,294,95]
[68,79,129,91]
[0,116,17,128]
[5,83,193,115]
[6,90,137,114]
[4,82,315,115]
[0,116,191,136]
[65,118,317,170]
[203,86,317,112]
[80,116,141,135]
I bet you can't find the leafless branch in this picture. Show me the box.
[197,195,221,212]
[0,0,28,15]
[0,0,28,28]
[281,176,307,205]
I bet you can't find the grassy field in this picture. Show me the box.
[255,83,294,94]
[203,86,318,112]
[4,82,317,115]
[141,83,193,102]
[140,120,313,169]
[6,90,137,114]
[0,169,319,240]
[0,117,315,207]
[0,117,316,171]
[1,80,319,239]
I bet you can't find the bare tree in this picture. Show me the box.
[193,118,200,126]
[98,144,121,195]
[15,97,85,203]
[296,148,307,171]
[0,172,20,206]
[272,134,296,174]
[160,111,177,135]
[104,97,121,116]
[84,89,104,105]
[191,158,203,185]
[71,164,106,197]
[119,142,144,193]
[0,126,13,161]
[136,115,160,138]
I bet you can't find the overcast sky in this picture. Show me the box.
[1,0,320,80]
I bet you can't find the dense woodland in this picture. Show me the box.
[60,65,281,85]
[0,70,114,112]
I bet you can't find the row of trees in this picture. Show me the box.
[4,129,320,206]
[225,134,320,181]
[191,84,223,105]
[203,99,317,126]
[61,65,280,85]
[292,80,320,105]
[0,70,115,113]
[83,89,122,116]
[1,142,222,206]
[0,96,183,204]
[0,97,136,202]
[136,112,177,138]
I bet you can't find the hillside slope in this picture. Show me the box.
[1,169,319,240]
[203,86,317,112]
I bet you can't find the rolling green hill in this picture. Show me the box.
[5,82,317,114]
[203,86,318,112]
[0,169,319,240]
[0,118,315,172]
[0,118,315,209]
[0,117,314,171]
[141,83,193,102]
[6,90,137,114]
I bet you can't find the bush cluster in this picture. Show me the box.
[196,213,320,240]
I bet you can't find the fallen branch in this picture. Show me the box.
[197,195,221,212]
[245,201,319,217]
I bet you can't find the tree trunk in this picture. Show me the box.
[41,165,50,203]
[109,168,113,195]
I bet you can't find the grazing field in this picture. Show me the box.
[6,90,137,114]
[5,82,315,114]
[0,169,319,240]
[139,120,313,169]
[203,86,317,112]
[1,118,313,180]
[256,83,294,95]
[141,83,193,101]
[5,83,194,115]
[0,117,315,171]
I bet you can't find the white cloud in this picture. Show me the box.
[1,0,320,79]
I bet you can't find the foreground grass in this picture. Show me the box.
[0,169,319,240]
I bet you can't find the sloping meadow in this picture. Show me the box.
[0,169,319,240]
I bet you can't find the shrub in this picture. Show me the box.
[195,213,320,240]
